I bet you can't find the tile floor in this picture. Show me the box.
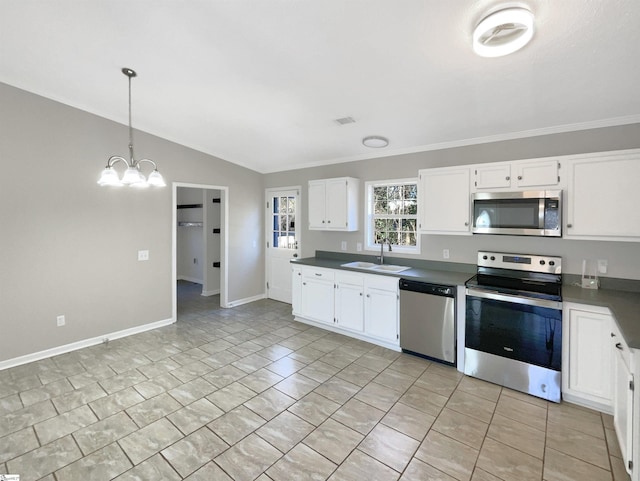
[0,281,631,481]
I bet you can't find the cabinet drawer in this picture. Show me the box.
[364,273,399,291]
[301,267,335,281]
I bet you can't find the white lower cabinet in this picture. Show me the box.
[364,276,400,344]
[562,303,613,410]
[563,302,637,479]
[299,267,334,325]
[335,272,364,333]
[294,265,399,350]
[612,321,635,477]
[292,266,302,316]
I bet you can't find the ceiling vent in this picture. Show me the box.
[335,116,356,125]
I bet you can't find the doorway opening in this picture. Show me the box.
[172,183,229,322]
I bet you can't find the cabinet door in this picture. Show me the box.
[325,178,348,229]
[565,308,613,405]
[514,160,559,188]
[291,267,302,315]
[335,281,364,332]
[364,286,398,343]
[301,274,334,324]
[419,167,471,234]
[474,164,511,189]
[613,345,634,476]
[566,157,640,239]
[308,181,326,229]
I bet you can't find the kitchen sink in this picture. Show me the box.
[341,261,377,269]
[370,264,411,273]
[341,261,411,273]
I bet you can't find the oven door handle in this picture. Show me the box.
[466,287,562,310]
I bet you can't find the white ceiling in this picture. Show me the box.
[1,1,639,173]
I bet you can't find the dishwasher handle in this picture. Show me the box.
[399,278,454,297]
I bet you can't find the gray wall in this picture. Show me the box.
[0,83,264,363]
[265,124,640,280]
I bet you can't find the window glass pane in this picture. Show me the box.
[373,186,387,202]
[287,197,295,213]
[279,197,287,214]
[402,218,417,232]
[404,184,417,200]
[404,199,417,215]
[289,214,296,232]
[374,200,388,214]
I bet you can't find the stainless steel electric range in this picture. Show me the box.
[464,251,563,402]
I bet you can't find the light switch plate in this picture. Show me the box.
[138,250,149,261]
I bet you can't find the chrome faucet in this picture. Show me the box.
[378,238,392,264]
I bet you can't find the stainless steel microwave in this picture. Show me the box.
[472,190,562,237]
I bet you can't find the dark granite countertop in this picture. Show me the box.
[291,256,473,287]
[291,252,640,349]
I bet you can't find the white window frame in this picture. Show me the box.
[365,178,420,255]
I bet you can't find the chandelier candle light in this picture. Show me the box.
[98,68,166,188]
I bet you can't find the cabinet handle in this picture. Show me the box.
[360,292,363,296]
[611,332,615,337]
[303,282,306,285]
[518,175,523,180]
[298,272,301,276]
[327,220,331,223]
[616,342,623,350]
[315,273,322,276]
[366,294,370,298]
[567,223,573,228]
[506,176,510,181]
[464,222,469,226]
[322,220,325,223]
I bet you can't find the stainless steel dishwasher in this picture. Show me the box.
[399,278,456,365]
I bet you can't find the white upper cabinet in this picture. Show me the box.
[474,164,512,189]
[565,151,640,241]
[473,159,559,190]
[308,177,359,231]
[418,166,471,234]
[515,160,560,188]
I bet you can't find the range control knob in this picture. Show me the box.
[490,256,496,261]
[540,260,546,265]
[549,261,555,266]
[482,255,488,260]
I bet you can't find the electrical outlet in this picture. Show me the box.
[443,249,450,259]
[597,259,608,274]
[356,242,363,252]
[341,241,347,251]
[138,250,149,261]
[193,258,198,264]
[56,315,65,327]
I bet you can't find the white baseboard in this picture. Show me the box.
[224,293,266,308]
[0,317,175,372]
[201,289,220,297]
[177,276,203,284]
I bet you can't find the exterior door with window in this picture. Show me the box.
[266,188,300,303]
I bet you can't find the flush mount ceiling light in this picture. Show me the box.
[473,7,534,58]
[362,135,389,148]
[98,68,165,188]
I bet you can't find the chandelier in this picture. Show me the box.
[98,68,166,187]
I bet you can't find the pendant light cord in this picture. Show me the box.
[128,73,135,164]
